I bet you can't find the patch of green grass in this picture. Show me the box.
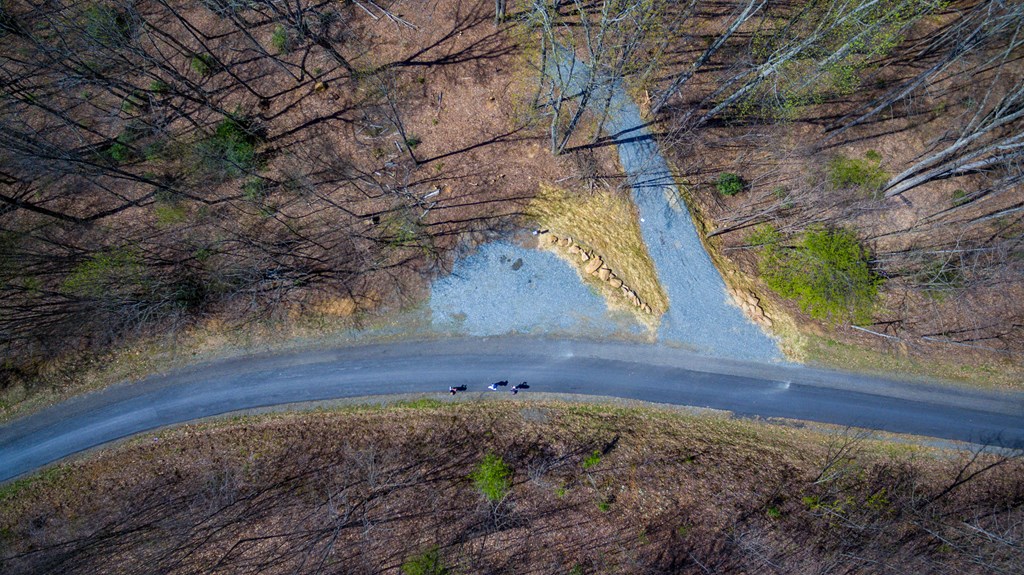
[270,24,289,53]
[190,53,216,77]
[766,506,782,519]
[405,135,422,150]
[154,201,187,226]
[470,453,512,502]
[402,547,448,575]
[149,79,168,93]
[715,173,744,196]
[394,398,445,410]
[582,450,602,469]
[757,226,881,323]
[828,153,888,194]
[62,248,143,298]
[0,465,68,503]
[597,499,611,512]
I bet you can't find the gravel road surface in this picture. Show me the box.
[429,47,782,361]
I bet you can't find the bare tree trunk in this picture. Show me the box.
[651,0,765,115]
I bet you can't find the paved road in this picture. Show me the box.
[1,337,1022,482]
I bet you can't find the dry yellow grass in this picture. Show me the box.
[528,184,668,326]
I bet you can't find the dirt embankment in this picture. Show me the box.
[2,402,1021,574]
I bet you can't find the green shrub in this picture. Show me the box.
[83,4,131,47]
[190,53,216,76]
[470,453,512,502]
[108,140,131,163]
[149,79,168,93]
[402,547,448,575]
[405,135,422,150]
[828,154,887,193]
[758,227,880,323]
[193,247,214,262]
[270,24,289,53]
[195,116,261,178]
[951,189,970,207]
[241,178,266,202]
[143,141,165,161]
[582,450,601,469]
[715,173,744,196]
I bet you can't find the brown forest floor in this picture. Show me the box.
[2,0,1021,423]
[658,4,1024,386]
[1,401,1022,574]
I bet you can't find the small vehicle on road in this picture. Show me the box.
[449,385,467,395]
[487,380,509,391]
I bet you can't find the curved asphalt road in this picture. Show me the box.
[1,337,1022,482]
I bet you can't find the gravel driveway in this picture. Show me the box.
[430,47,782,362]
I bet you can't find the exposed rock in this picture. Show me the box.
[621,286,633,298]
[584,257,603,274]
[597,268,611,281]
[743,290,761,307]
[630,294,642,307]
[641,304,652,314]
[568,245,581,255]
[579,251,590,262]
[314,81,328,92]
[608,277,623,289]
[560,236,573,247]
